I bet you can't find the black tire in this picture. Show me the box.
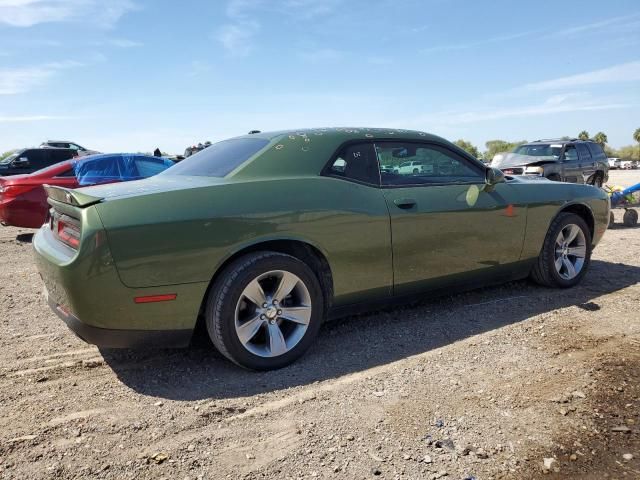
[547,174,562,182]
[530,212,592,288]
[589,172,603,188]
[413,168,419,174]
[623,209,638,227]
[609,211,615,228]
[205,251,324,370]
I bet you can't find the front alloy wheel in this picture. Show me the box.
[553,224,587,280]
[235,270,311,358]
[206,252,324,370]
[530,212,592,288]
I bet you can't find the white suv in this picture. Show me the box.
[395,161,433,174]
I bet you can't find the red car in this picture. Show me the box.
[0,161,78,228]
[0,154,174,229]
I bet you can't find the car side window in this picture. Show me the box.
[576,144,591,161]
[326,143,379,185]
[50,149,75,163]
[563,145,578,162]
[23,150,47,169]
[375,142,484,186]
[134,157,171,177]
[587,143,605,161]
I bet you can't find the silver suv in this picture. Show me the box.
[491,139,609,187]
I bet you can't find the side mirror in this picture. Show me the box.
[12,157,30,168]
[485,167,505,186]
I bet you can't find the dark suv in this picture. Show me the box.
[491,139,609,187]
[0,148,79,176]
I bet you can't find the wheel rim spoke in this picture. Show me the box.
[554,255,563,272]
[243,279,267,307]
[267,322,287,356]
[556,231,565,246]
[567,246,586,258]
[562,257,577,278]
[237,315,264,345]
[564,225,580,244]
[279,306,312,325]
[272,272,299,303]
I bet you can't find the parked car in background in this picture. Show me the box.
[0,154,173,229]
[608,158,621,170]
[33,128,610,371]
[0,148,78,176]
[396,160,433,174]
[619,160,633,170]
[40,140,99,156]
[491,139,608,187]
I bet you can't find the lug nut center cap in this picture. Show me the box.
[265,306,278,320]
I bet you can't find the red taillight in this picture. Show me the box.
[0,184,35,198]
[56,216,81,249]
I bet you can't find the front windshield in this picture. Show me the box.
[0,151,21,165]
[513,144,562,158]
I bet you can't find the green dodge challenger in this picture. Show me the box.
[34,128,610,370]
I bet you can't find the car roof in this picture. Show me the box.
[228,127,475,179]
[525,139,597,145]
[237,127,444,143]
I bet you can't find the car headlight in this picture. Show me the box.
[525,166,544,174]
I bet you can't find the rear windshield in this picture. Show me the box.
[164,138,269,177]
[513,144,562,158]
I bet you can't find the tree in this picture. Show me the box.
[484,139,527,161]
[454,139,480,158]
[634,128,640,160]
[0,150,16,161]
[578,130,590,140]
[617,145,639,161]
[593,132,608,146]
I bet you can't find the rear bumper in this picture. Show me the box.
[46,293,193,348]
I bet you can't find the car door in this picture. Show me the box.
[376,141,527,297]
[560,144,581,183]
[7,149,46,175]
[576,143,595,182]
[47,149,75,168]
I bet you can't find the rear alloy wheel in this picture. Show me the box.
[623,209,638,227]
[530,213,592,288]
[205,252,324,370]
[590,173,603,188]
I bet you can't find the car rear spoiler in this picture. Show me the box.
[44,185,103,208]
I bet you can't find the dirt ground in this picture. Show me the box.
[1,171,638,480]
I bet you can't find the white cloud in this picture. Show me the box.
[216,20,260,56]
[546,12,640,38]
[0,0,138,28]
[0,61,81,95]
[422,95,629,126]
[0,114,73,122]
[217,0,341,55]
[520,60,640,92]
[422,31,536,54]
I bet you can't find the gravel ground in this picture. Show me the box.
[1,171,638,480]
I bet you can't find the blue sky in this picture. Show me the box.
[1,0,639,154]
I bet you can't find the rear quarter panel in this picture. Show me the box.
[95,176,393,307]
